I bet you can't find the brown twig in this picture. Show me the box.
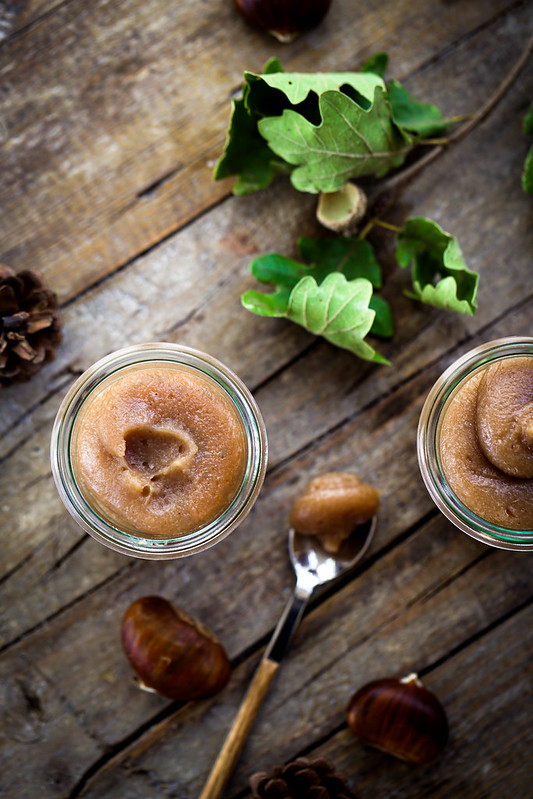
[369,31,533,208]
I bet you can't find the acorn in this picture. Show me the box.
[346,674,449,764]
[121,596,231,701]
[233,0,332,43]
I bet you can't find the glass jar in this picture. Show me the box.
[51,343,268,559]
[417,337,533,551]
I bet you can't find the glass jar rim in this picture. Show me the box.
[417,337,533,551]
[50,343,268,559]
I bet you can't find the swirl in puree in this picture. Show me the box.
[440,356,533,529]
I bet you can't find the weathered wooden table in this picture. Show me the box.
[1,1,532,797]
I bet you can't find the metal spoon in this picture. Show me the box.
[199,516,377,799]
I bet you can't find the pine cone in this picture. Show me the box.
[0,265,62,386]
[250,757,357,799]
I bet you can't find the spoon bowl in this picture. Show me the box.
[290,516,377,588]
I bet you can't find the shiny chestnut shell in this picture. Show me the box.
[121,596,231,701]
[346,675,449,764]
[234,0,332,43]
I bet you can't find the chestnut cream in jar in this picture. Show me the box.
[418,338,533,551]
[51,344,267,558]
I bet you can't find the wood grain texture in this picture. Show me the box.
[0,0,532,797]
[311,602,533,799]
[0,0,521,300]
[62,517,533,798]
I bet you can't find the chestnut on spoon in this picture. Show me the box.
[199,515,376,799]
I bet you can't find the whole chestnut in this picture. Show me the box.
[233,0,332,43]
[346,674,449,764]
[121,596,231,701]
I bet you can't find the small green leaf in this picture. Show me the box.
[243,236,382,302]
[397,217,478,315]
[247,69,384,108]
[298,236,382,287]
[522,144,533,193]
[388,79,450,139]
[244,68,384,126]
[263,57,284,75]
[241,239,390,361]
[522,102,533,193]
[242,253,306,316]
[214,96,282,195]
[523,100,533,135]
[242,286,292,316]
[287,273,389,363]
[369,294,394,338]
[249,251,308,287]
[259,85,412,193]
[361,52,389,77]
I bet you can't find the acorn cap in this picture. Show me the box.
[316,183,367,235]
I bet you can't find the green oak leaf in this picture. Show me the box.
[215,60,451,195]
[369,294,394,338]
[287,273,389,363]
[263,57,285,75]
[245,69,384,119]
[242,253,310,316]
[259,85,413,193]
[241,236,392,352]
[215,58,288,194]
[522,101,533,193]
[361,52,389,77]
[396,217,478,315]
[299,238,392,337]
[387,79,450,139]
[523,100,533,135]
[215,60,386,193]
[522,144,533,193]
[298,236,382,287]
[214,95,283,195]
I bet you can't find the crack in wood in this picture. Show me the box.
[0,2,16,42]
[44,534,88,577]
[136,168,180,200]
[0,556,135,657]
[67,701,188,799]
[0,550,33,588]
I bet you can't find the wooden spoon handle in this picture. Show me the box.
[199,657,279,799]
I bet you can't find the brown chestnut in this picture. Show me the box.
[121,596,231,701]
[233,0,332,43]
[346,674,449,764]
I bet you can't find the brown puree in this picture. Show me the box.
[440,355,533,529]
[73,365,247,537]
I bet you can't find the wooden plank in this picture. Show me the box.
[27,515,529,799]
[0,3,531,796]
[0,0,521,301]
[307,602,533,799]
